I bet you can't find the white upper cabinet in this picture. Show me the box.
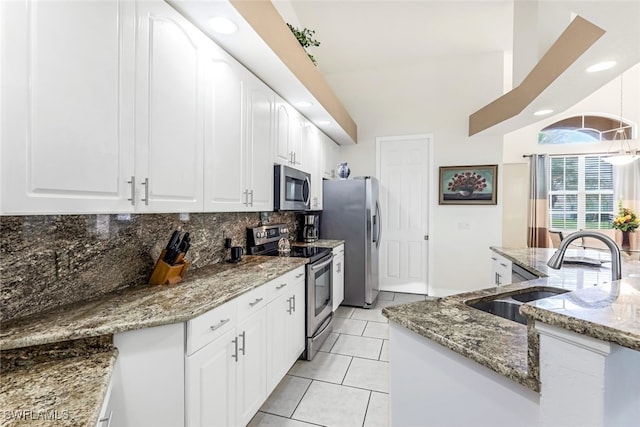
[1,0,135,214]
[274,98,307,172]
[204,42,246,211]
[245,74,275,212]
[135,1,204,212]
[323,135,341,180]
[203,43,273,212]
[305,126,323,210]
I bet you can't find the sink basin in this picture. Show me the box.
[466,287,569,325]
[468,300,527,325]
[511,289,568,303]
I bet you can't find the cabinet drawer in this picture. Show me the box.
[236,285,268,321]
[333,244,345,255]
[187,300,237,356]
[266,267,305,302]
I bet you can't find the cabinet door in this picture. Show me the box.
[135,1,204,212]
[289,110,305,170]
[274,96,291,165]
[306,126,323,210]
[266,292,291,393]
[245,74,274,212]
[1,0,135,214]
[186,328,237,427]
[323,137,340,179]
[203,42,246,211]
[289,277,307,362]
[490,253,512,286]
[333,252,345,311]
[236,309,267,426]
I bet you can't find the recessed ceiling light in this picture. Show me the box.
[318,120,331,125]
[533,109,554,116]
[295,101,313,108]
[208,17,238,35]
[586,61,616,73]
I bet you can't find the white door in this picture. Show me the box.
[377,135,431,294]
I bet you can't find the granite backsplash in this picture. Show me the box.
[0,211,297,322]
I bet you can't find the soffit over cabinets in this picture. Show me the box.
[167,0,357,146]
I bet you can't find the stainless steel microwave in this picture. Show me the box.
[274,164,310,211]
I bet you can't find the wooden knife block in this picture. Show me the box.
[149,249,190,285]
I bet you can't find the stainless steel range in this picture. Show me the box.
[247,224,333,360]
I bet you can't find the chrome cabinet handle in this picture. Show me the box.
[295,272,304,279]
[249,190,254,206]
[500,263,508,268]
[276,283,287,290]
[239,331,246,355]
[291,294,296,312]
[141,177,149,205]
[337,262,341,273]
[127,176,135,206]
[491,257,498,261]
[249,297,263,307]
[243,189,249,206]
[287,297,292,314]
[210,318,231,332]
[232,337,238,362]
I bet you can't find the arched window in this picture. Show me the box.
[538,115,633,145]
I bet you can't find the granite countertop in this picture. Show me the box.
[1,337,117,427]
[0,255,307,350]
[292,239,344,249]
[1,255,308,427]
[383,247,640,392]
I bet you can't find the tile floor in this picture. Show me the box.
[248,291,429,427]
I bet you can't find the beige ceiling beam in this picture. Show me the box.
[230,0,358,143]
[469,16,605,136]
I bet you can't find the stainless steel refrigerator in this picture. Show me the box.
[321,177,380,308]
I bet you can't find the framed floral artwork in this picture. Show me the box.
[438,165,498,205]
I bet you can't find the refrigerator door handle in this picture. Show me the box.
[374,200,382,248]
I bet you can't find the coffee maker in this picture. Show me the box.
[297,213,320,242]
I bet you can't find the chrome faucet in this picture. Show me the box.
[547,231,622,282]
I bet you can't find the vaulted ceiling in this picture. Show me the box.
[280,0,640,136]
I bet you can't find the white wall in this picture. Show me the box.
[325,53,506,296]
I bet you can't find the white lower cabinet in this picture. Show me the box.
[333,245,345,311]
[184,266,305,427]
[111,323,186,427]
[266,273,306,393]
[490,251,512,286]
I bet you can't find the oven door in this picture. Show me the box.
[306,253,333,336]
[275,165,310,211]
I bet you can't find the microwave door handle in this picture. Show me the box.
[303,176,311,207]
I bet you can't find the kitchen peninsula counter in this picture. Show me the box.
[383,247,640,391]
[0,256,307,427]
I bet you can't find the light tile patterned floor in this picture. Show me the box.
[248,292,428,427]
